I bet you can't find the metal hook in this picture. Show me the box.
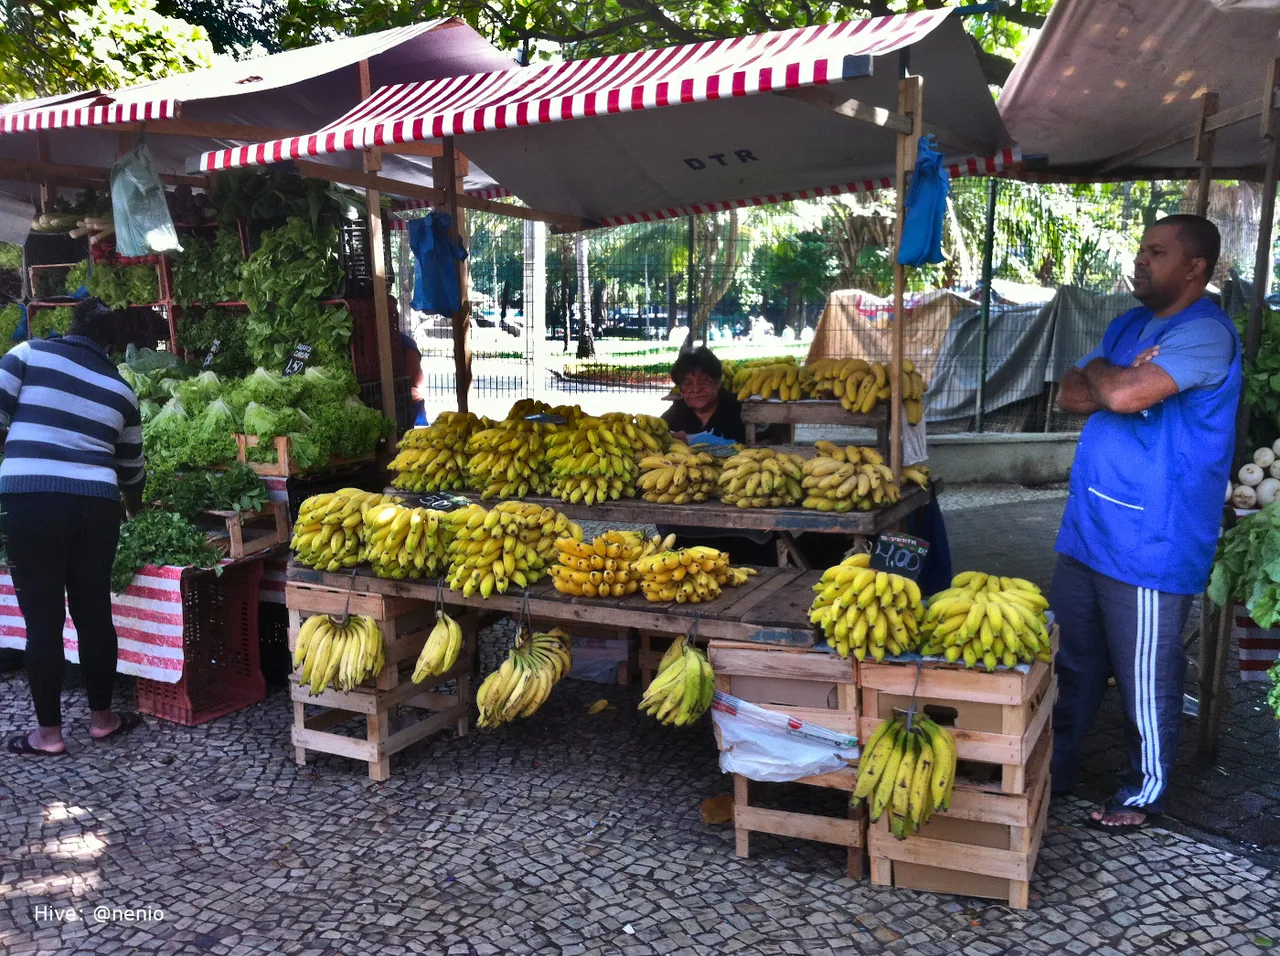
[335,567,358,628]
[905,658,925,732]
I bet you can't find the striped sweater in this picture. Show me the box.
[0,337,145,498]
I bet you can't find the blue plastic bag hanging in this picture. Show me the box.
[897,135,950,267]
[409,211,468,315]
[110,138,182,257]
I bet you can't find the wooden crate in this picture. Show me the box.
[868,731,1052,910]
[201,501,291,560]
[709,641,864,878]
[237,434,376,478]
[286,581,474,781]
[859,657,1056,795]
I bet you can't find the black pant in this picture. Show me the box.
[2,493,122,727]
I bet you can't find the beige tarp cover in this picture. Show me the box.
[806,288,977,383]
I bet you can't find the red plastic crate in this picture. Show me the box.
[135,561,267,726]
[347,297,406,384]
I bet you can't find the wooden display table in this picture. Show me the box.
[741,399,890,447]
[287,562,820,648]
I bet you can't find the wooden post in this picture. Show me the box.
[890,75,924,480]
[435,137,471,413]
[1193,92,1219,217]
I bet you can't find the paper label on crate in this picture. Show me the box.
[870,531,929,580]
[282,343,313,377]
[202,338,221,370]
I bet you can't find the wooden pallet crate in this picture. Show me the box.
[709,640,864,878]
[200,501,291,560]
[868,730,1052,910]
[237,434,376,478]
[286,581,474,781]
[859,655,1056,795]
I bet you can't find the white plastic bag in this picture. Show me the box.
[110,140,181,256]
[712,691,859,783]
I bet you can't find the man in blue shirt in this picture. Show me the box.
[1053,215,1241,832]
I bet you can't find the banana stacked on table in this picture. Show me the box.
[638,636,716,726]
[717,448,806,508]
[853,713,957,838]
[445,501,582,598]
[291,489,401,571]
[735,362,812,401]
[806,358,927,421]
[549,530,674,598]
[293,614,385,695]
[598,411,672,454]
[411,610,464,682]
[631,546,757,603]
[637,443,721,503]
[724,355,796,393]
[388,411,481,492]
[919,571,1053,670]
[476,627,573,728]
[808,552,924,661]
[801,443,900,512]
[544,415,642,503]
[464,417,550,499]
[361,502,450,579]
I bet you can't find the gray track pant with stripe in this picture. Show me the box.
[1049,554,1194,813]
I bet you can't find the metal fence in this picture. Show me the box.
[398,178,1270,429]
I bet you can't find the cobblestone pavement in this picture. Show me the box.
[945,494,1280,862]
[2,664,1280,956]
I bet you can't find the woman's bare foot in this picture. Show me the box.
[1090,807,1147,827]
[89,710,122,739]
[21,727,66,753]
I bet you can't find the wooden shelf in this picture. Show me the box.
[740,398,890,428]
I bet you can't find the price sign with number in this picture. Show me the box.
[415,492,472,512]
[869,532,930,580]
[202,338,221,370]
[282,343,313,377]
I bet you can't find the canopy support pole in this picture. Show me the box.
[891,75,923,481]
[1243,60,1280,370]
[1194,92,1219,218]
[436,136,472,413]
[976,177,998,433]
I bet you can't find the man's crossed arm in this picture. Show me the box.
[1056,346,1178,416]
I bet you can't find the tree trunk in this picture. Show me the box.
[560,236,572,353]
[666,276,677,332]
[690,208,740,341]
[783,283,797,337]
[575,235,595,359]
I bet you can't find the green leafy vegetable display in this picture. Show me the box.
[70,260,161,309]
[66,259,91,294]
[144,462,268,520]
[30,306,72,339]
[1208,504,1280,627]
[171,231,244,307]
[209,171,357,228]
[112,509,221,593]
[244,300,351,371]
[1269,661,1280,720]
[176,306,252,377]
[0,304,22,355]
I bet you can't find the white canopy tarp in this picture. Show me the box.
[193,12,1014,226]
[999,0,1280,179]
[0,20,518,232]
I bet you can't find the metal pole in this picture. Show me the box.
[685,215,696,347]
[975,178,998,433]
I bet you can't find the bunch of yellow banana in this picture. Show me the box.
[549,530,674,598]
[637,443,721,503]
[475,627,572,728]
[919,571,1053,670]
[464,418,550,499]
[411,610,465,682]
[717,448,806,507]
[445,501,583,598]
[292,613,385,695]
[388,411,482,492]
[638,636,715,726]
[598,411,672,454]
[724,355,796,392]
[806,358,927,420]
[801,444,901,512]
[808,552,924,660]
[735,362,812,402]
[632,546,757,603]
[291,489,400,571]
[543,416,642,503]
[854,714,957,838]
[361,502,450,579]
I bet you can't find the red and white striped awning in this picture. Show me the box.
[194,12,1014,225]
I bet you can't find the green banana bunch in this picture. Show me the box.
[800,443,902,513]
[412,610,464,683]
[717,448,806,508]
[919,572,1053,670]
[475,627,572,727]
[543,415,644,504]
[636,443,722,504]
[362,503,450,580]
[293,613,385,695]
[637,636,716,726]
[809,552,924,661]
[853,713,957,838]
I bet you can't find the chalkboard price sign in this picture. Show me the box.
[282,343,313,377]
[869,532,930,580]
[202,338,221,370]
[414,492,472,512]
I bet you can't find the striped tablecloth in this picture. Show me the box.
[1234,607,1280,682]
[0,565,187,683]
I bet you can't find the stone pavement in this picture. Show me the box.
[2,665,1280,956]
[943,491,1280,863]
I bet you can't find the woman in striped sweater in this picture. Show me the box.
[3,298,146,756]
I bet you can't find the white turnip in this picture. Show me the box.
[1234,484,1259,509]
[1239,462,1265,487]
[1257,447,1278,469]
[1258,478,1280,506]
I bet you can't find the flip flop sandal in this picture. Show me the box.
[92,712,144,743]
[7,734,68,756]
[1085,802,1159,834]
